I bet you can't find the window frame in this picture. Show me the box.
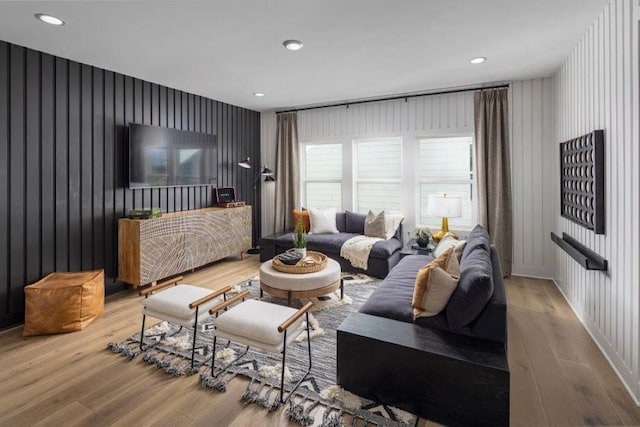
[416,134,477,231]
[300,141,344,211]
[352,137,404,214]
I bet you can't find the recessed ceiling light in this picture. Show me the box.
[253,92,265,97]
[283,40,304,51]
[35,13,65,26]
[470,57,486,64]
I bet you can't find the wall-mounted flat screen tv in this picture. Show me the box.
[128,123,217,189]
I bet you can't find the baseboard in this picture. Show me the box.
[551,278,640,406]
[511,265,553,280]
[511,272,554,281]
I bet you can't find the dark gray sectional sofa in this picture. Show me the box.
[259,211,403,278]
[337,225,510,426]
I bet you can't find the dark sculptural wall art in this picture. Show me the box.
[560,129,605,234]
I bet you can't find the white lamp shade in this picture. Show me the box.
[426,194,462,218]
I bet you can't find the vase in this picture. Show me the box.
[416,237,430,247]
[293,247,307,258]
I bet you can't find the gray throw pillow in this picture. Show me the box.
[446,243,494,329]
[460,224,491,264]
[364,210,386,239]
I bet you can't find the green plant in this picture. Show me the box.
[293,217,308,248]
[414,226,433,241]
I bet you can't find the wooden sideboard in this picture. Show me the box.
[118,206,252,287]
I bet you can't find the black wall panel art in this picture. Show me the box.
[560,130,605,234]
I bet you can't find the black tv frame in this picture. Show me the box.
[128,122,217,189]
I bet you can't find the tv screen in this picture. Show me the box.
[128,123,217,189]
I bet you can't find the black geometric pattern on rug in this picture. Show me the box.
[107,273,417,426]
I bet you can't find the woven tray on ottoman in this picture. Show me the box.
[23,269,105,337]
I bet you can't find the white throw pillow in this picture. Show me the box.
[434,234,466,258]
[384,214,405,240]
[308,208,339,234]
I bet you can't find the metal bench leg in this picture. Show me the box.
[340,279,344,300]
[210,334,250,377]
[139,314,146,351]
[279,312,312,403]
[190,307,200,370]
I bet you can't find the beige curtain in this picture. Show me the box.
[474,88,512,276]
[274,112,299,233]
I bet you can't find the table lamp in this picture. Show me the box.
[426,193,462,241]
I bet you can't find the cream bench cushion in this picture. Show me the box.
[213,300,306,353]
[142,284,223,327]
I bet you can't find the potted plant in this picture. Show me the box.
[414,226,433,248]
[292,217,308,257]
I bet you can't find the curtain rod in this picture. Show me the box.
[276,83,509,114]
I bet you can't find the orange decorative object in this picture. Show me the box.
[23,270,105,337]
[292,209,310,232]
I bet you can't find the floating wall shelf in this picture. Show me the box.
[551,232,607,271]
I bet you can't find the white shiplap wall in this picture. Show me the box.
[510,78,556,279]
[553,0,640,401]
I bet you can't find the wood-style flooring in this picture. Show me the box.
[0,255,638,426]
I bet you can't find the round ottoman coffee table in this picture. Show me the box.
[259,257,343,306]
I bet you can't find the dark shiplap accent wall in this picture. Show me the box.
[0,40,261,328]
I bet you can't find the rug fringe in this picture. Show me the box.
[286,396,319,426]
[107,341,141,360]
[321,407,346,427]
[200,372,228,392]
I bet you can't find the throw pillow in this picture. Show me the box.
[435,233,463,258]
[384,214,405,240]
[345,211,366,234]
[364,210,386,239]
[292,209,310,232]
[460,224,490,264]
[412,248,459,318]
[308,208,339,234]
[446,243,494,329]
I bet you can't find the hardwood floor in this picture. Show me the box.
[0,255,639,426]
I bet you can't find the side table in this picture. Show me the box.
[400,238,435,259]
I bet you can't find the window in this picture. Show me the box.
[302,144,342,210]
[418,136,474,229]
[354,138,402,213]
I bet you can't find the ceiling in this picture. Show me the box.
[0,1,609,111]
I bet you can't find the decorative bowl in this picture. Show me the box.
[277,252,303,265]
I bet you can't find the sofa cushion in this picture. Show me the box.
[460,225,490,264]
[369,237,402,258]
[446,243,494,329]
[345,211,366,234]
[336,212,347,232]
[360,255,429,323]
